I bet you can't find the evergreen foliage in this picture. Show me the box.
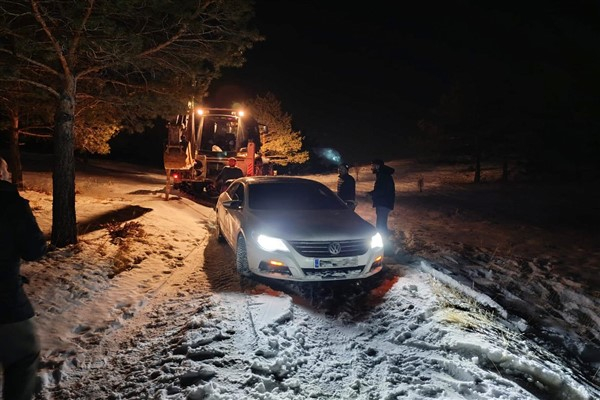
[246,92,309,165]
[0,0,262,246]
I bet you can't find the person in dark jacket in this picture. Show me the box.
[0,157,47,400]
[337,163,356,210]
[368,159,395,239]
[215,157,244,193]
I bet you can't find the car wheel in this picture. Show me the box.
[235,236,252,277]
[215,216,225,243]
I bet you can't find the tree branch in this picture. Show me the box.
[19,130,53,138]
[30,0,71,77]
[69,0,95,62]
[0,77,59,98]
[0,48,60,78]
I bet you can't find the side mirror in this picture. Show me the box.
[222,199,242,209]
[345,200,357,211]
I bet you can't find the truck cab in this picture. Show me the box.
[163,107,269,198]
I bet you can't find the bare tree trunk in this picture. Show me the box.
[51,76,78,247]
[8,112,24,190]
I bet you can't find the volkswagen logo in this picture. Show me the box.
[328,242,342,255]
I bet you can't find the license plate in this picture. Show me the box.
[313,257,358,268]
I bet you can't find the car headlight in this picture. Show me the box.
[371,232,384,249]
[256,234,290,252]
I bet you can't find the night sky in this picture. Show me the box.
[205,0,600,164]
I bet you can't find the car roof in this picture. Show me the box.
[239,176,322,185]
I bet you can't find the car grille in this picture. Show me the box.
[288,239,368,257]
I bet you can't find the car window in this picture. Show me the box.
[248,181,346,210]
[226,183,243,202]
[233,184,244,203]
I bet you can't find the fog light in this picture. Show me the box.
[259,261,292,275]
[370,256,383,272]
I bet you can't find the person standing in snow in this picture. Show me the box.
[337,163,356,210]
[215,157,244,193]
[0,157,47,400]
[368,159,395,242]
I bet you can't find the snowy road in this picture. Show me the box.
[38,227,596,400]
[11,157,599,399]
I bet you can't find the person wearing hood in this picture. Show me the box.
[0,157,47,400]
[368,159,395,242]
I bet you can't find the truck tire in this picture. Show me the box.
[235,236,252,277]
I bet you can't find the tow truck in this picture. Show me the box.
[163,107,271,200]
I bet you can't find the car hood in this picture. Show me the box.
[245,209,377,241]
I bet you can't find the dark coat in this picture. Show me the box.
[369,164,395,209]
[0,180,47,324]
[337,173,356,202]
[216,166,244,185]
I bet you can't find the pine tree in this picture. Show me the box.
[0,0,262,246]
[246,93,309,165]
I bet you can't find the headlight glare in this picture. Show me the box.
[371,232,384,249]
[256,234,290,252]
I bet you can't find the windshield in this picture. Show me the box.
[199,116,239,152]
[197,114,261,153]
[248,181,347,210]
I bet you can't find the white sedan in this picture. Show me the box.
[215,176,384,282]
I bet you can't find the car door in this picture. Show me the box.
[221,182,245,247]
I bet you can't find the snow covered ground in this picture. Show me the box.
[5,154,599,399]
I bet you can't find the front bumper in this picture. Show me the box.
[246,242,384,282]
